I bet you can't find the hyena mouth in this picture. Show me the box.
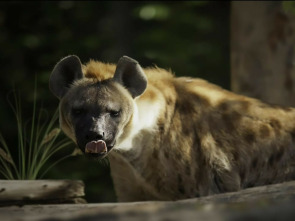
[85,140,114,158]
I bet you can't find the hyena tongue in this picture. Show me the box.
[85,140,107,154]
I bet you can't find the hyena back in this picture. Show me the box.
[49,55,295,202]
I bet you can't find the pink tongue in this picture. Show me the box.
[85,140,107,154]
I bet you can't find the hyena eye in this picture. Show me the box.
[72,108,85,116]
[110,110,120,117]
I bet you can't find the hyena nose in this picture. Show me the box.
[85,131,105,142]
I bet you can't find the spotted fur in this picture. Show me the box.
[50,55,295,202]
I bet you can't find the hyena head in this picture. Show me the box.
[49,55,147,159]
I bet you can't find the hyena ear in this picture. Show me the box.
[113,56,147,98]
[49,55,83,99]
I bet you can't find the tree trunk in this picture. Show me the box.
[231,1,295,106]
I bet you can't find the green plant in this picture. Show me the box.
[0,90,73,180]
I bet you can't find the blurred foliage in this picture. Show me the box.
[0,1,230,202]
[283,1,295,15]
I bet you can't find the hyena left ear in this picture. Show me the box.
[113,56,147,98]
[49,55,83,99]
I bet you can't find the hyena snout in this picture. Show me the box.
[85,130,105,142]
[76,128,105,149]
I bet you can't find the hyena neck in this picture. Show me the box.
[115,86,165,153]
[108,84,170,201]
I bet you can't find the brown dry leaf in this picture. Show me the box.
[0,148,14,165]
[41,128,61,145]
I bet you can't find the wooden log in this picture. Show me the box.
[184,180,295,204]
[1,180,295,220]
[0,180,86,206]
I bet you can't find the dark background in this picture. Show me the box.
[0,1,230,202]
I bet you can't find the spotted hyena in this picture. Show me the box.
[49,55,295,201]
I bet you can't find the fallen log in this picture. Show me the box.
[0,180,86,206]
[1,180,295,220]
[184,180,295,204]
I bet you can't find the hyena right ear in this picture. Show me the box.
[49,55,83,99]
